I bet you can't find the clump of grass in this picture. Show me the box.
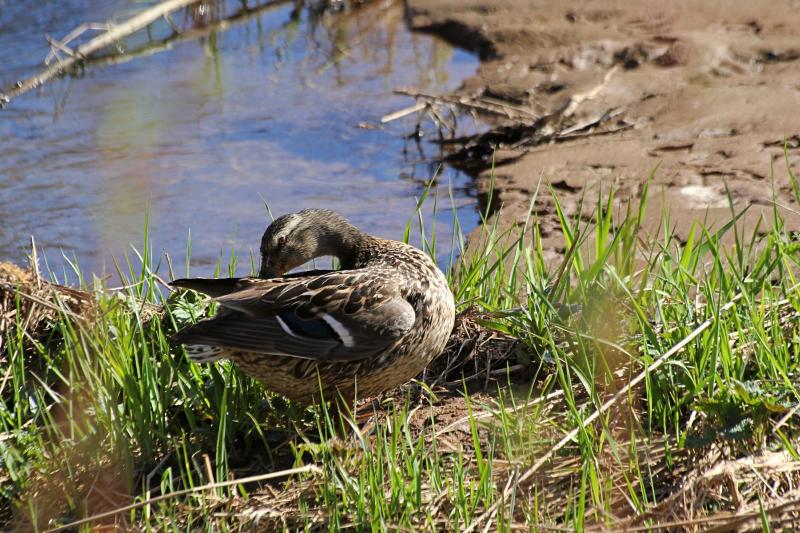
[1,163,800,531]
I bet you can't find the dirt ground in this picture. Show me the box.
[406,0,800,261]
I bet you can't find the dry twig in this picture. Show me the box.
[1,0,202,105]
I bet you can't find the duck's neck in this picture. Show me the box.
[314,218,373,269]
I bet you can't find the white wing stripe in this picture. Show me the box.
[275,315,300,337]
[321,314,354,347]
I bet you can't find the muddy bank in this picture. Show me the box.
[406,0,800,261]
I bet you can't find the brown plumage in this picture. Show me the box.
[171,209,455,404]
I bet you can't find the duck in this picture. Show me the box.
[170,209,456,405]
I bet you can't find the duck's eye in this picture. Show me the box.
[277,236,286,247]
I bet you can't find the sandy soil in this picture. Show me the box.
[406,0,800,261]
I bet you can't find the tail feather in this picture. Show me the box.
[171,277,243,297]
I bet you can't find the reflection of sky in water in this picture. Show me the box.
[0,1,478,282]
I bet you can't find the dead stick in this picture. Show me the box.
[380,102,426,123]
[76,0,290,72]
[394,87,540,121]
[1,0,201,104]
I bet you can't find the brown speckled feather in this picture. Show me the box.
[171,210,455,404]
[173,271,415,362]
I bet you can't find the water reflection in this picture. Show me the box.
[0,0,478,282]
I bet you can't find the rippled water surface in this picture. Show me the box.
[0,0,478,281]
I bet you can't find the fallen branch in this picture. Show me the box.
[1,0,202,105]
[386,65,625,173]
[393,87,542,124]
[68,0,290,73]
[380,101,427,123]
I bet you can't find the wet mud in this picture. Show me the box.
[406,0,800,260]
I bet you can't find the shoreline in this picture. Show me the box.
[405,0,800,258]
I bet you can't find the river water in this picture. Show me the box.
[0,0,478,282]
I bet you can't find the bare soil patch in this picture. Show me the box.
[406,0,800,259]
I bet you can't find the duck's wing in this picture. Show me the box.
[171,277,244,297]
[171,271,415,363]
[170,270,335,297]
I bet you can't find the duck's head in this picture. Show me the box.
[259,208,361,277]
